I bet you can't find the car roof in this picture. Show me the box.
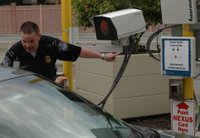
[0,66,34,81]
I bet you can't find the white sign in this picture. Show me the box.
[165,40,189,71]
[161,37,195,77]
[171,100,195,136]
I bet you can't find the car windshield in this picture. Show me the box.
[0,75,140,138]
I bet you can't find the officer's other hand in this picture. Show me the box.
[55,76,68,86]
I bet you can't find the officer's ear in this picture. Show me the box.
[37,32,42,40]
[38,32,41,37]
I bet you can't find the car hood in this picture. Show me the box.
[0,66,198,138]
[0,66,33,81]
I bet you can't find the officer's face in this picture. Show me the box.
[21,32,41,53]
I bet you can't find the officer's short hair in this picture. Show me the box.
[20,21,40,34]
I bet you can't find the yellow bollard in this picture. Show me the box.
[61,0,74,90]
[182,24,194,99]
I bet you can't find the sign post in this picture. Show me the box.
[161,35,197,136]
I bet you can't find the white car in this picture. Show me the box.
[0,66,198,138]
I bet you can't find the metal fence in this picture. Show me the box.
[0,4,61,35]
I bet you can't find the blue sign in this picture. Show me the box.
[161,37,195,77]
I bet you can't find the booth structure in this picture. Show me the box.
[75,54,170,119]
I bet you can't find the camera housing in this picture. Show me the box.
[91,9,146,41]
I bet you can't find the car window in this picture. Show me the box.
[0,75,141,138]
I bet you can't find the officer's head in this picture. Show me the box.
[20,21,41,53]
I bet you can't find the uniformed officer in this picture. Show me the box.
[1,21,118,84]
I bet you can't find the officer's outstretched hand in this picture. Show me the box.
[103,52,121,62]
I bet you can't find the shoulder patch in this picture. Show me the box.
[2,56,11,66]
[58,41,69,52]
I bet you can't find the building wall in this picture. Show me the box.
[0,5,171,36]
[0,4,61,35]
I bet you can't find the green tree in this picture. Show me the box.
[72,0,161,27]
[129,0,161,25]
[72,0,130,27]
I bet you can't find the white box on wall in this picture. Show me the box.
[161,0,198,24]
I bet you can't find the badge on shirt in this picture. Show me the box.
[58,41,69,51]
[45,55,51,63]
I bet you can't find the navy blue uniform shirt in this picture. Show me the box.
[1,35,81,80]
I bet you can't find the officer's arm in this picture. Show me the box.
[80,47,119,62]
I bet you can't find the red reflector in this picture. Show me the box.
[100,20,109,35]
